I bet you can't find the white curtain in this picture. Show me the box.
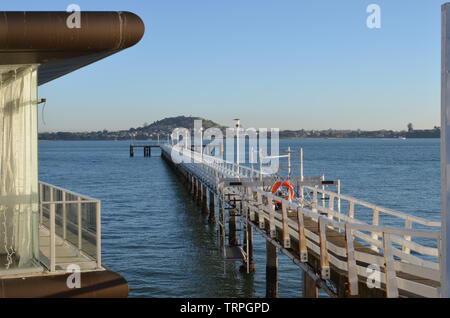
[0,65,39,269]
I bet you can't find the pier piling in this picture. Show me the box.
[229,211,238,246]
[303,271,319,298]
[202,185,209,214]
[242,221,255,273]
[208,192,216,223]
[266,241,278,298]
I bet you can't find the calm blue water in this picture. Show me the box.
[38,139,440,297]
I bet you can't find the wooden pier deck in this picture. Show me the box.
[158,144,441,298]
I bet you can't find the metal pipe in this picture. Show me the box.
[442,2,450,298]
[50,188,56,272]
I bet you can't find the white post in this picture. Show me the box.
[234,119,240,176]
[200,127,203,162]
[78,196,82,250]
[441,2,450,298]
[337,180,341,232]
[62,191,67,240]
[250,146,254,179]
[39,183,43,224]
[259,149,263,182]
[96,201,102,269]
[287,147,291,177]
[300,148,304,182]
[322,175,326,207]
[50,189,56,272]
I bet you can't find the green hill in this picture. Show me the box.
[136,116,226,134]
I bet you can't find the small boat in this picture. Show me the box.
[399,137,407,140]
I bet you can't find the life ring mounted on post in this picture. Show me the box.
[271,181,295,205]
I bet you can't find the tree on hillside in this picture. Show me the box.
[407,123,414,132]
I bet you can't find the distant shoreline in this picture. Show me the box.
[38,136,440,141]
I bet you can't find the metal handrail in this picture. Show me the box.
[38,182,101,272]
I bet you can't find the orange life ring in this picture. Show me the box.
[271,181,295,204]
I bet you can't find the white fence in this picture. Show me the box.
[39,182,101,272]
[166,144,442,297]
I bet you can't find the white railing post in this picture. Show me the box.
[96,201,102,269]
[371,208,380,252]
[78,196,82,250]
[39,182,43,224]
[318,216,330,279]
[403,219,413,254]
[281,201,290,248]
[441,2,450,298]
[62,191,67,240]
[299,148,304,182]
[345,224,358,296]
[287,147,291,177]
[337,180,341,222]
[297,207,308,262]
[312,189,318,213]
[383,233,399,298]
[321,175,326,208]
[348,201,355,219]
[50,188,56,272]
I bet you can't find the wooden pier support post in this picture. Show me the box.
[241,221,255,273]
[208,192,216,223]
[266,241,278,298]
[303,266,318,298]
[218,198,225,243]
[202,185,209,214]
[196,179,201,203]
[247,224,255,272]
[228,211,238,246]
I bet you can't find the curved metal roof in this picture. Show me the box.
[0,11,145,85]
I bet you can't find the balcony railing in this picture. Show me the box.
[39,182,101,272]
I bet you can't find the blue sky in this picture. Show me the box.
[5,0,445,132]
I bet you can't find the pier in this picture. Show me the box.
[129,143,165,157]
[157,143,441,298]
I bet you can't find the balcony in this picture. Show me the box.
[38,182,101,272]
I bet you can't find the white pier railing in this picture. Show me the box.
[39,182,101,272]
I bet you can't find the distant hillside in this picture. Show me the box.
[135,116,227,134]
[39,116,227,141]
[38,116,440,141]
